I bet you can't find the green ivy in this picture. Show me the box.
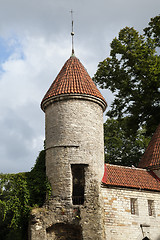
[0,150,51,240]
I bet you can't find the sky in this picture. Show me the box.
[0,0,160,173]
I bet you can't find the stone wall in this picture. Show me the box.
[29,171,106,240]
[101,186,160,240]
[153,169,160,178]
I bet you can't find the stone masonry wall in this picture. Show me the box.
[154,170,160,178]
[101,186,160,240]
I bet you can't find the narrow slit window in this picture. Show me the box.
[148,200,154,216]
[71,164,86,205]
[130,198,138,215]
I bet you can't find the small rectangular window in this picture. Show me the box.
[71,164,87,205]
[130,198,138,215]
[148,200,154,216]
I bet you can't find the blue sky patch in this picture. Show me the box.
[0,36,24,72]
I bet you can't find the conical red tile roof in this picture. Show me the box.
[138,124,160,169]
[41,56,107,111]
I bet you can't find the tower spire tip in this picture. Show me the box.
[70,9,75,56]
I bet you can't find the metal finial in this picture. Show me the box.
[70,9,75,55]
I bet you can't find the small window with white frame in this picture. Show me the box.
[130,198,138,215]
[148,200,154,216]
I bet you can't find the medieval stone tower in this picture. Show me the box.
[29,54,107,240]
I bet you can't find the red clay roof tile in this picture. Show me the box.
[102,164,160,191]
[41,56,107,110]
[138,124,160,169]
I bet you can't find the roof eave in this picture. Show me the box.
[101,182,160,192]
[41,93,107,112]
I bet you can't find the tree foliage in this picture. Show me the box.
[0,150,51,240]
[94,16,160,136]
[104,118,150,166]
[144,15,160,46]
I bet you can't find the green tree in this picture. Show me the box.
[0,173,31,240]
[94,16,160,136]
[144,15,160,46]
[104,118,150,166]
[0,150,51,240]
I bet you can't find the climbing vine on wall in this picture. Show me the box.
[0,150,51,240]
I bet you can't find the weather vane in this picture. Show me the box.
[70,9,75,55]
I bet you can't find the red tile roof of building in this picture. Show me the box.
[138,124,160,169]
[41,55,107,110]
[102,164,160,191]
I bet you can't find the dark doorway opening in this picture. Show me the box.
[71,164,87,205]
[46,223,83,240]
[142,237,150,240]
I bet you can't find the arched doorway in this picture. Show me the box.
[142,237,150,240]
[46,223,83,240]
